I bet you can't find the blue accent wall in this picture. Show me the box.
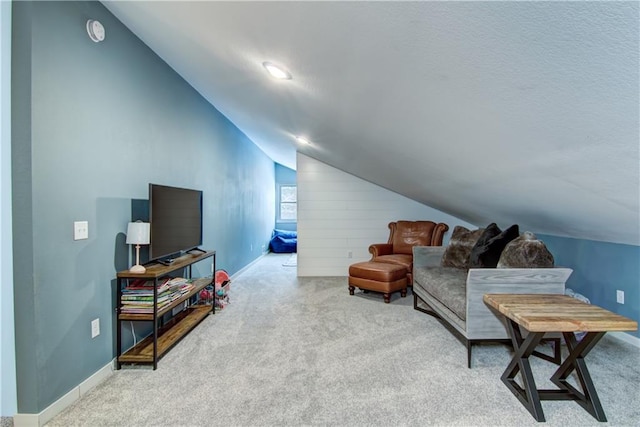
[11,1,275,413]
[539,234,639,339]
[275,162,297,232]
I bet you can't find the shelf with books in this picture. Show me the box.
[119,277,212,321]
[115,250,216,369]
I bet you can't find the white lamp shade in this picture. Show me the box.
[126,222,150,245]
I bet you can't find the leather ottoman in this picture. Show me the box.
[348,261,408,303]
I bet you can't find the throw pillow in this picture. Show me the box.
[469,223,520,268]
[469,223,501,258]
[497,231,555,268]
[441,226,484,269]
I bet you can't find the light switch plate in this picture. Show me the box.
[74,221,89,240]
[91,318,100,338]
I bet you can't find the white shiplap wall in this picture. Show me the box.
[297,153,474,276]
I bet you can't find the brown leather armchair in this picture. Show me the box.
[369,220,449,285]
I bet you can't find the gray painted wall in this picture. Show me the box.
[275,163,297,232]
[11,1,275,413]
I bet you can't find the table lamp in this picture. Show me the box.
[126,221,150,273]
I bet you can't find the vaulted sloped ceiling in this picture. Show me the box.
[102,1,639,246]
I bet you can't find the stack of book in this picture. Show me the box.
[121,278,195,314]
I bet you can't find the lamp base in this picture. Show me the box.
[129,264,146,274]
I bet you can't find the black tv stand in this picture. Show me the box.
[116,250,216,369]
[187,247,206,255]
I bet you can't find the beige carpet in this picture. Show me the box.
[282,253,297,267]
[45,253,640,426]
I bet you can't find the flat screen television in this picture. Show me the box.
[149,183,203,263]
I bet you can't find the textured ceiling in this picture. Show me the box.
[102,1,639,245]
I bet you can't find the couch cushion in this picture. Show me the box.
[414,267,468,321]
[372,254,412,270]
[469,223,519,268]
[349,261,408,282]
[441,226,484,269]
[497,232,554,268]
[392,221,437,255]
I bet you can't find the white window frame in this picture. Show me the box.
[277,184,297,223]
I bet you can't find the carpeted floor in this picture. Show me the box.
[46,253,640,426]
[282,253,297,267]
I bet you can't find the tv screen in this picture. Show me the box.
[149,184,203,262]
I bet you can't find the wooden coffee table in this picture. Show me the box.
[483,293,637,422]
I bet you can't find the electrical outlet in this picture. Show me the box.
[91,318,100,338]
[348,251,353,258]
[616,290,625,304]
[74,221,89,240]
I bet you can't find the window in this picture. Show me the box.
[278,185,297,222]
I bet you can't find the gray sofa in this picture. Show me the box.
[412,227,573,368]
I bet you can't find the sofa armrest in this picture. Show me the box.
[369,243,393,257]
[465,268,573,339]
[413,246,446,269]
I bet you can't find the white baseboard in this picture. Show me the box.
[231,252,268,280]
[13,360,114,427]
[11,254,267,427]
[608,331,640,348]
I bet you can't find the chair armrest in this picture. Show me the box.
[467,268,573,286]
[413,246,446,269]
[467,268,572,304]
[369,243,393,257]
[431,222,450,246]
[465,268,573,339]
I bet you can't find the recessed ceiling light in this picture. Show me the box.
[263,62,292,80]
[296,136,311,145]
